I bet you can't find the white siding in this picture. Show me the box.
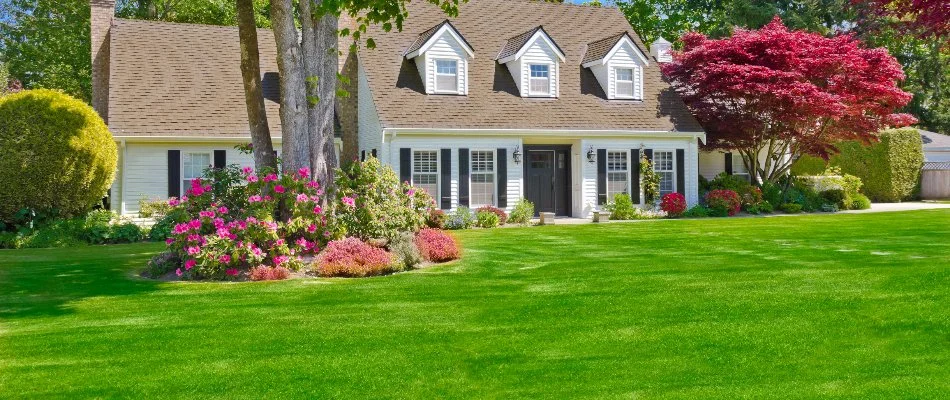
[386,136,522,212]
[504,37,560,98]
[358,65,384,160]
[413,31,469,95]
[580,137,699,217]
[115,141,260,215]
[699,150,726,180]
[590,41,645,100]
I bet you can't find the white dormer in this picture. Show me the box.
[404,20,475,95]
[582,32,649,101]
[650,37,672,63]
[496,26,565,98]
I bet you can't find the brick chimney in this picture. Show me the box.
[90,0,116,122]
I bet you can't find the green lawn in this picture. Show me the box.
[2,211,949,398]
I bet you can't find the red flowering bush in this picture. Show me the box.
[660,192,687,217]
[315,237,396,277]
[475,206,508,225]
[249,265,291,281]
[415,228,460,262]
[705,189,742,216]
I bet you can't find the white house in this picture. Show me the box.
[91,0,742,217]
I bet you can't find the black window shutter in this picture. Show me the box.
[725,152,733,175]
[676,149,685,194]
[644,149,653,163]
[361,150,366,162]
[168,150,181,198]
[440,149,451,209]
[496,148,507,208]
[399,148,411,184]
[213,150,226,169]
[371,149,377,158]
[631,149,641,204]
[597,148,607,205]
[458,148,470,207]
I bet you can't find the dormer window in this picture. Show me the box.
[529,64,551,95]
[403,20,474,96]
[583,32,649,100]
[496,26,565,98]
[435,60,458,93]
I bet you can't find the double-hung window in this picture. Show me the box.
[731,153,750,182]
[470,150,495,207]
[606,151,629,201]
[653,151,675,196]
[412,150,439,199]
[435,59,458,93]
[529,64,550,95]
[182,152,211,195]
[615,67,635,98]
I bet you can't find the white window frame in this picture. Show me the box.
[434,59,459,94]
[606,150,630,202]
[731,153,751,180]
[528,63,551,96]
[411,149,440,200]
[652,150,676,196]
[614,67,636,99]
[469,149,497,207]
[181,151,212,195]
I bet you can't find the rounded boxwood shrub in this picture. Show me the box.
[0,90,117,222]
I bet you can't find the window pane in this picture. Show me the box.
[412,151,439,198]
[653,151,674,196]
[436,74,457,92]
[616,68,633,81]
[616,81,634,97]
[530,77,549,94]
[607,151,629,200]
[470,150,495,206]
[436,60,457,74]
[530,64,549,77]
[732,153,748,174]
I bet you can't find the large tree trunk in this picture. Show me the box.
[312,12,339,188]
[236,0,277,172]
[270,0,310,173]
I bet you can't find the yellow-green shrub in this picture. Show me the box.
[0,90,116,221]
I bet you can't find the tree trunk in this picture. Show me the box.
[236,0,277,172]
[270,0,310,173]
[311,12,339,188]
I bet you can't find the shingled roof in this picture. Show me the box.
[582,32,634,65]
[359,0,703,132]
[107,18,283,137]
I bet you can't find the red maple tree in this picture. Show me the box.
[661,17,916,183]
[855,0,949,39]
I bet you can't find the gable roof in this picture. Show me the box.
[496,26,565,62]
[107,18,283,137]
[920,129,950,149]
[403,19,474,59]
[358,0,702,132]
[582,31,648,66]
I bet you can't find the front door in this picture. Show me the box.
[524,146,571,216]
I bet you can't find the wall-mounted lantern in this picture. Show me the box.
[586,146,596,164]
[513,145,522,165]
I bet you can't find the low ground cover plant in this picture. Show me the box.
[0,209,146,249]
[313,237,397,277]
[415,228,460,262]
[445,207,475,230]
[476,210,500,228]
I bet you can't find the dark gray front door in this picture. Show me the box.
[524,146,571,216]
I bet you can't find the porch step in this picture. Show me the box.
[539,212,556,225]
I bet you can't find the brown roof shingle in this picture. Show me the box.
[582,32,632,65]
[360,0,703,132]
[107,18,283,137]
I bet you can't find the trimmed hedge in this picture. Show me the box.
[0,90,117,222]
[791,128,924,202]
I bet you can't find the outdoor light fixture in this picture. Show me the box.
[513,146,522,164]
[587,146,596,163]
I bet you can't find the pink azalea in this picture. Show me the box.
[312,205,322,215]
[185,259,196,270]
[247,174,259,183]
[307,224,317,233]
[175,268,183,277]
[203,185,211,192]
[219,254,232,264]
[263,195,273,201]
[188,219,201,229]
[296,193,309,203]
[173,223,190,235]
[264,173,278,183]
[248,195,262,203]
[181,195,189,202]
[241,166,253,175]
[165,238,175,245]
[307,180,320,189]
[226,268,239,276]
[188,234,201,242]
[296,238,309,247]
[407,188,416,196]
[187,246,201,255]
[199,210,215,218]
[297,167,310,178]
[273,255,289,265]
[274,185,286,194]
[342,196,356,207]
[218,206,229,214]
[168,198,180,206]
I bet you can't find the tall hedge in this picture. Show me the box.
[0,90,117,221]
[792,128,924,202]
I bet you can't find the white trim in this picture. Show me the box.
[582,35,650,68]
[497,29,566,64]
[469,148,498,207]
[433,58,460,94]
[383,128,706,143]
[405,23,475,59]
[614,67,635,99]
[113,135,284,143]
[119,139,127,215]
[527,63,552,96]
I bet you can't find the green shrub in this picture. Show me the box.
[388,232,421,270]
[639,154,661,204]
[790,155,827,176]
[759,201,775,214]
[682,205,710,218]
[606,193,637,220]
[80,209,115,244]
[508,199,534,225]
[0,90,117,223]
[444,207,475,230]
[21,218,86,248]
[144,251,180,278]
[335,158,434,240]
[475,206,508,225]
[148,207,187,241]
[110,222,144,243]
[780,203,803,213]
[828,128,923,202]
[476,210,500,228]
[820,189,846,208]
[760,181,784,207]
[138,197,173,218]
[426,209,446,229]
[850,193,872,210]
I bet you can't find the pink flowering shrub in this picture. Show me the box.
[660,192,687,217]
[314,237,396,277]
[705,189,742,216]
[475,206,508,225]
[333,158,435,240]
[415,228,460,262]
[249,265,291,281]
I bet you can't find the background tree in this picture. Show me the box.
[855,0,949,39]
[115,0,271,27]
[662,18,916,183]
[236,0,277,171]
